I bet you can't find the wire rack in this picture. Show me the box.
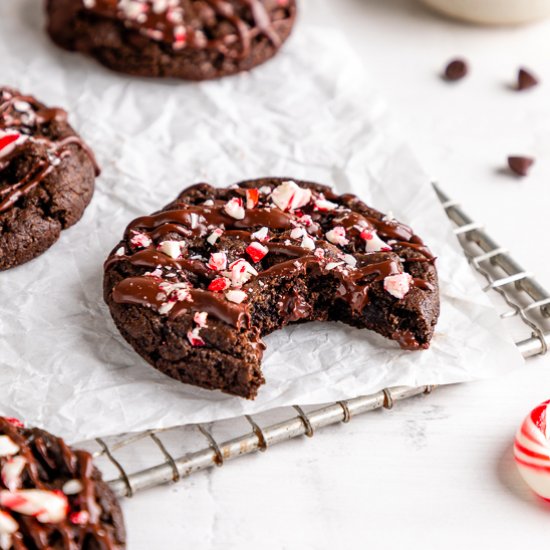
[78,183,550,498]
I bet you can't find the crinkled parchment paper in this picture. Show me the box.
[0,0,523,442]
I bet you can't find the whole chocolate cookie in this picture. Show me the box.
[0,417,125,549]
[46,0,297,81]
[0,87,98,271]
[104,178,440,399]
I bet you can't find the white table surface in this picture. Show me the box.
[122,1,550,548]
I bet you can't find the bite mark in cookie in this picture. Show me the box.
[104,178,440,399]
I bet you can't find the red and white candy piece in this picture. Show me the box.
[0,490,68,523]
[225,290,247,304]
[0,510,18,535]
[0,131,21,157]
[1,456,26,492]
[129,232,152,250]
[62,479,83,496]
[325,226,349,247]
[207,252,228,272]
[69,510,90,525]
[514,400,550,501]
[0,437,19,458]
[194,312,208,328]
[360,229,392,253]
[208,277,231,292]
[251,227,269,242]
[246,189,259,209]
[301,234,315,251]
[314,198,338,212]
[158,240,183,259]
[223,198,245,220]
[227,259,257,287]
[207,228,224,245]
[246,242,268,263]
[384,273,412,300]
[270,181,312,212]
[187,327,205,347]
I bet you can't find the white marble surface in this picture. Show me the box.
[121,1,550,547]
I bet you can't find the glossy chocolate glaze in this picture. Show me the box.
[84,0,294,58]
[0,417,123,549]
[0,87,99,214]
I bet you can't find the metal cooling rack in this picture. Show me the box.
[81,183,550,498]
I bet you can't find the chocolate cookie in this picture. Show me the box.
[46,0,297,81]
[0,87,98,271]
[0,416,125,549]
[104,178,440,399]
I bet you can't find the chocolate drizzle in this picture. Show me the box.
[0,87,100,214]
[0,417,124,549]
[84,0,293,58]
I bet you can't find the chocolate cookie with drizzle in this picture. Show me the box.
[0,416,125,549]
[46,0,297,80]
[0,87,98,271]
[104,178,440,399]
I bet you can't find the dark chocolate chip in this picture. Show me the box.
[443,59,468,81]
[508,156,535,176]
[517,68,539,91]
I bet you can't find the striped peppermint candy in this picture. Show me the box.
[0,489,68,523]
[1,456,26,492]
[514,400,550,501]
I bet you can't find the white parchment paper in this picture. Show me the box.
[0,1,523,442]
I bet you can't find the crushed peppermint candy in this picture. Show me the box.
[0,437,19,458]
[227,259,258,287]
[290,227,305,240]
[246,242,268,263]
[158,240,183,259]
[342,254,357,268]
[208,277,231,292]
[325,226,349,247]
[325,261,345,271]
[301,234,315,250]
[207,251,228,271]
[1,456,26,492]
[187,327,205,347]
[129,232,152,250]
[69,510,90,525]
[314,198,338,212]
[270,181,312,212]
[62,479,84,496]
[194,311,208,328]
[224,197,245,220]
[114,246,125,257]
[246,188,259,209]
[259,185,272,195]
[384,273,413,300]
[0,510,18,535]
[0,490,68,524]
[226,289,247,304]
[251,227,269,242]
[360,229,392,253]
[207,228,224,245]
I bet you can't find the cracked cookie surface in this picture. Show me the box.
[0,87,98,271]
[104,178,440,399]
